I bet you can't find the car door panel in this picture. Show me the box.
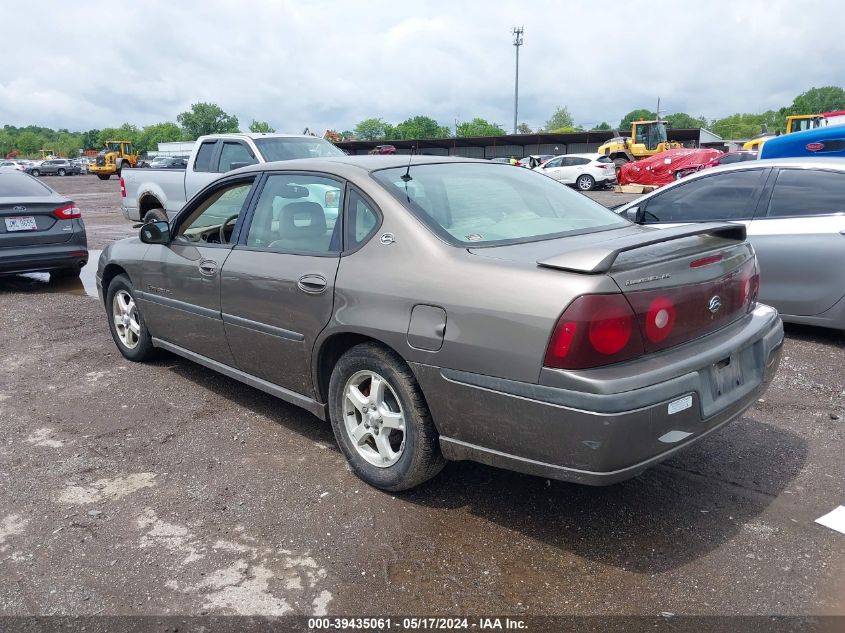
[220,251,339,396]
[220,172,344,397]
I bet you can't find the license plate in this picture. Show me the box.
[4,216,37,231]
[711,355,743,399]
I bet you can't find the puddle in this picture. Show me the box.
[0,250,100,298]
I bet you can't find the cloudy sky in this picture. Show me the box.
[2,0,844,134]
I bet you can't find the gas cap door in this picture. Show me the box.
[407,304,447,351]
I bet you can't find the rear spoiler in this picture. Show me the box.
[537,223,747,274]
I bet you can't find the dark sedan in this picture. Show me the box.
[0,170,88,277]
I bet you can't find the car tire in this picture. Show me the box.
[142,208,168,223]
[97,174,110,180]
[105,274,156,362]
[328,343,446,491]
[31,169,40,177]
[57,168,66,176]
[576,174,595,191]
[51,266,82,279]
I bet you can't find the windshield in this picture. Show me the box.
[254,137,344,161]
[372,162,628,246]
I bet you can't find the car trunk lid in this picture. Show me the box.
[0,197,76,247]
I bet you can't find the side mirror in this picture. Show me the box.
[228,162,251,171]
[625,207,643,223]
[140,220,171,244]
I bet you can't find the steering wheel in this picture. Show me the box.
[219,214,240,243]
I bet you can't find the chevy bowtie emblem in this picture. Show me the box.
[13,205,26,212]
[708,295,722,314]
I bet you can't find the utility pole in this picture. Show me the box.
[512,27,524,134]
[656,96,662,120]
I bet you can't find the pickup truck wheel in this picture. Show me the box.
[105,274,156,362]
[142,208,168,223]
[329,343,446,491]
[96,174,110,180]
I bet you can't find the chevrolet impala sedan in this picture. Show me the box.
[97,156,784,491]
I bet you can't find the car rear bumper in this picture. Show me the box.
[411,304,783,485]
[0,238,89,275]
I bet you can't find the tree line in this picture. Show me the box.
[3,86,844,157]
[0,102,275,158]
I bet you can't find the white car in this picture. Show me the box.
[533,152,616,191]
[0,160,27,171]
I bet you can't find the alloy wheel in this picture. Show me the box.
[112,289,141,349]
[342,370,406,467]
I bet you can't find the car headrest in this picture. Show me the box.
[280,202,326,238]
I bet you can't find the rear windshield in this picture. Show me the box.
[596,156,613,163]
[254,137,344,161]
[0,173,53,197]
[372,162,628,246]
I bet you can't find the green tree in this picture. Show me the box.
[457,118,506,137]
[710,112,782,139]
[56,132,83,158]
[177,102,240,140]
[96,124,141,148]
[80,129,101,151]
[16,130,42,155]
[136,122,184,153]
[394,115,450,139]
[664,112,709,129]
[249,119,275,133]
[590,122,612,131]
[516,122,532,134]
[543,106,574,132]
[786,86,845,115]
[353,118,389,141]
[619,109,657,130]
[340,130,354,140]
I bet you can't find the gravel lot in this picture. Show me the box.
[0,174,842,617]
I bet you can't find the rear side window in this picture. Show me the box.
[346,190,380,249]
[0,173,52,196]
[193,141,216,172]
[642,170,764,223]
[766,169,845,218]
[571,157,591,166]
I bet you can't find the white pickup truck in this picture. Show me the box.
[120,133,344,222]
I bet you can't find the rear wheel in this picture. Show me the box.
[576,174,595,191]
[105,274,155,362]
[57,168,66,176]
[142,208,168,223]
[328,343,445,491]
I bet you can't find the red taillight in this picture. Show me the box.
[120,177,126,197]
[690,254,723,268]
[544,258,760,370]
[544,294,644,369]
[54,203,81,219]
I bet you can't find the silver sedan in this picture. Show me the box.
[97,156,783,491]
[615,158,845,331]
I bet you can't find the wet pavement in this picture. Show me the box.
[0,175,842,617]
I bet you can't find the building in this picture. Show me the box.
[335,128,722,158]
[153,141,195,158]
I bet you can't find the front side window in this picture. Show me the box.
[245,173,344,254]
[373,162,627,246]
[218,142,257,172]
[642,169,764,223]
[767,169,845,218]
[178,180,254,244]
[543,157,563,168]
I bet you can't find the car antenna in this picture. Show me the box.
[401,147,417,182]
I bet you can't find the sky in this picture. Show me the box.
[2,0,845,134]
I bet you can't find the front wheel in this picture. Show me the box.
[576,174,595,191]
[105,274,156,362]
[30,169,40,177]
[328,343,445,491]
[142,208,168,223]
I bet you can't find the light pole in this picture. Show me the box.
[512,27,523,134]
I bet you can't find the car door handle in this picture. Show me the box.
[297,274,327,294]
[198,259,218,276]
